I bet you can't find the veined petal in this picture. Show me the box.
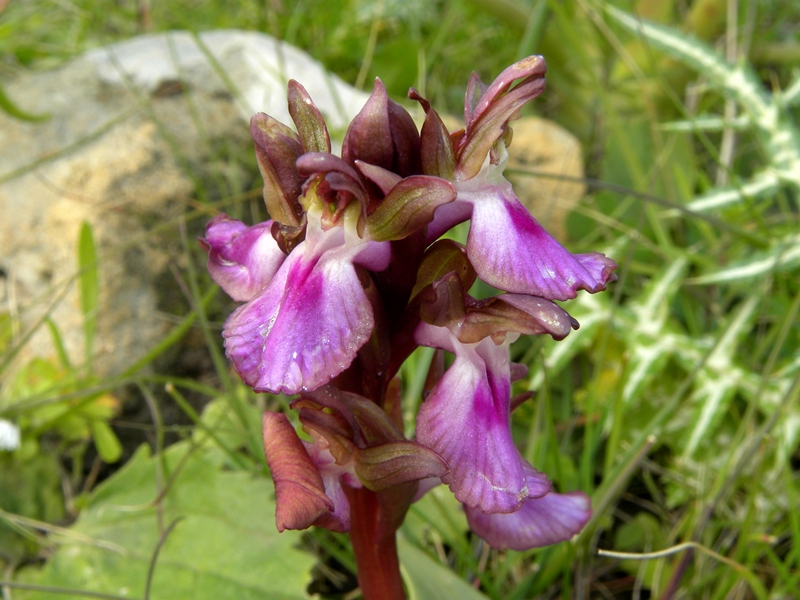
[465,491,591,550]
[223,217,388,395]
[415,329,550,513]
[200,215,285,302]
[458,172,617,300]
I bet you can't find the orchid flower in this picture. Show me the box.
[411,269,590,549]
[217,199,391,395]
[412,57,617,301]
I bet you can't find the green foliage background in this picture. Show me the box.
[1,0,799,598]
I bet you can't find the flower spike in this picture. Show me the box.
[208,62,613,565]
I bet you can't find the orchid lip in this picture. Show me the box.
[222,208,390,395]
[414,325,551,514]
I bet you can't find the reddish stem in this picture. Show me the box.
[346,486,406,600]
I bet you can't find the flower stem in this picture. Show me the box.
[347,486,406,600]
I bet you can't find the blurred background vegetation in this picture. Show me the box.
[1,0,799,598]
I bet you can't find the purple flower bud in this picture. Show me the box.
[342,78,421,179]
[261,412,337,532]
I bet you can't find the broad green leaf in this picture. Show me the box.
[14,442,314,599]
[78,222,99,364]
[398,535,489,600]
[192,395,261,453]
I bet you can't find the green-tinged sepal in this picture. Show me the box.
[250,113,304,226]
[411,239,476,299]
[455,294,578,344]
[457,56,547,180]
[409,89,456,179]
[365,176,455,241]
[301,386,404,447]
[287,80,331,153]
[354,441,448,492]
[292,398,355,464]
[418,272,578,343]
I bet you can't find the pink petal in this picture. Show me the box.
[465,491,591,550]
[426,199,473,242]
[201,214,285,302]
[223,228,381,395]
[458,177,617,300]
[415,331,550,513]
